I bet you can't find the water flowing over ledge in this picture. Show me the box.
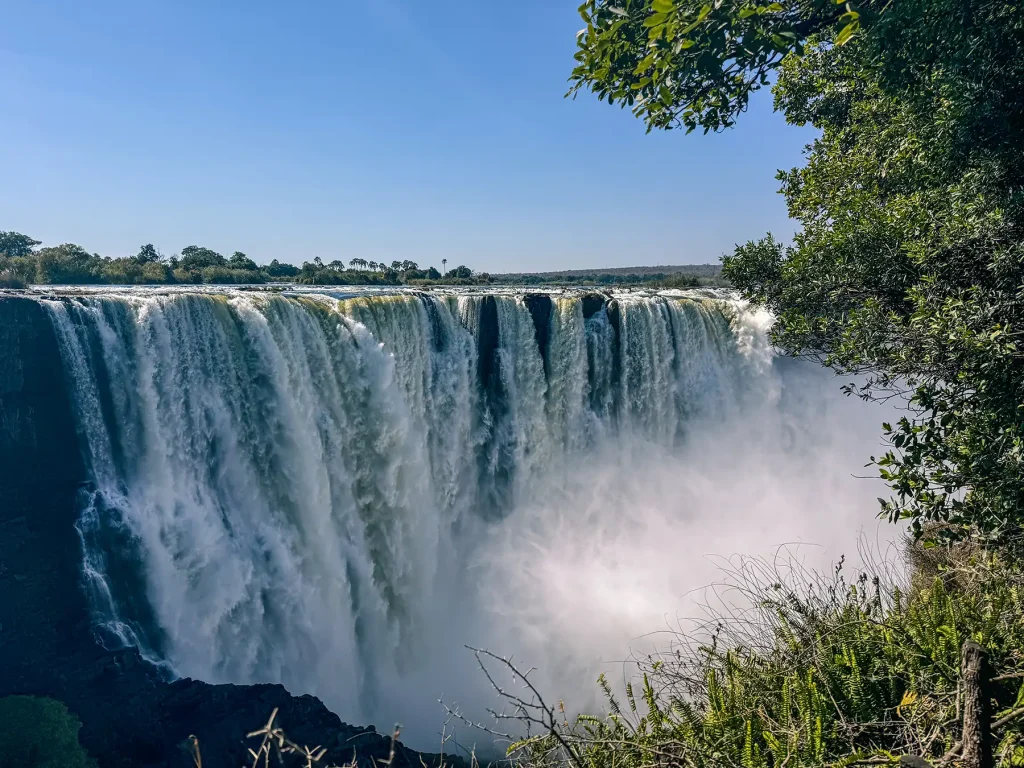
[21,286,885,743]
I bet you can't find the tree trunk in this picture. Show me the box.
[961,640,993,768]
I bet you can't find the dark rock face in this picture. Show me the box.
[0,296,90,697]
[0,296,457,768]
[475,295,514,516]
[580,293,607,321]
[605,299,623,416]
[522,294,552,377]
[476,294,502,394]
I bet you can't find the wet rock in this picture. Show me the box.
[522,293,552,376]
[580,293,607,320]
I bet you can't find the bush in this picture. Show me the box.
[3,257,36,285]
[200,265,266,284]
[0,696,95,768]
[139,261,172,284]
[0,270,25,289]
[33,244,101,284]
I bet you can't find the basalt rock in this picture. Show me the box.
[580,293,607,320]
[522,293,553,377]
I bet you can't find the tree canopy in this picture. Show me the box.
[179,245,226,271]
[573,0,1024,538]
[0,696,95,768]
[0,231,41,258]
[135,244,159,264]
[228,251,259,271]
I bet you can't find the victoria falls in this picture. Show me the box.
[6,0,1024,765]
[0,285,890,763]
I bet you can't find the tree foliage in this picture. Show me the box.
[228,251,259,271]
[569,0,857,133]
[179,245,226,271]
[0,231,42,258]
[0,696,95,768]
[573,0,1024,538]
[35,244,102,284]
[135,244,159,264]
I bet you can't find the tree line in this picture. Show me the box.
[0,231,482,288]
[494,270,709,287]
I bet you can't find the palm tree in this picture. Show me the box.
[442,258,447,276]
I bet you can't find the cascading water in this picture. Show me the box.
[37,286,890,745]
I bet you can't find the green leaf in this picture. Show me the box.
[835,20,859,46]
[633,53,657,74]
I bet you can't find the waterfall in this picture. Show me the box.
[36,287,887,743]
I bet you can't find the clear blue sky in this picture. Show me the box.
[0,0,816,272]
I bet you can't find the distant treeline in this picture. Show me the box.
[0,231,487,288]
[0,229,724,290]
[492,263,726,288]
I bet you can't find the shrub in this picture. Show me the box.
[0,696,95,768]
[0,270,26,289]
[139,261,172,284]
[200,265,266,284]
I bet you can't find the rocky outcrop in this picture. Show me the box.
[580,293,607,321]
[475,295,514,516]
[0,295,457,768]
[522,293,553,377]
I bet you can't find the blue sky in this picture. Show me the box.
[0,0,816,272]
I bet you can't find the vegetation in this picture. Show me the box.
[0,230,724,291]
[491,265,724,288]
[0,231,486,287]
[471,4,1024,768]
[8,3,1024,763]
[0,271,26,289]
[572,0,1024,540]
[478,543,1024,768]
[0,696,95,768]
